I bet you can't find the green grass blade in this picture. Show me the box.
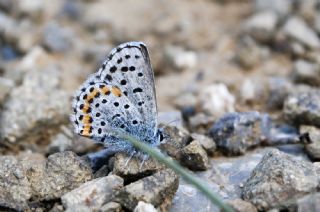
[116,131,234,212]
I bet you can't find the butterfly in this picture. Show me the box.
[71,42,164,162]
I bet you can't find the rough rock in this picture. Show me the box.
[296,192,320,212]
[284,89,320,127]
[181,140,209,171]
[61,175,123,211]
[113,169,179,210]
[209,111,269,155]
[243,11,278,43]
[112,153,164,182]
[199,83,235,117]
[159,125,191,161]
[300,125,320,160]
[27,151,93,200]
[292,60,320,86]
[134,201,157,212]
[0,63,69,144]
[227,199,258,212]
[190,133,216,155]
[0,156,31,211]
[42,22,74,52]
[242,149,318,210]
[282,16,320,50]
[100,202,122,212]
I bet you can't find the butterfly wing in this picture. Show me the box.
[97,41,158,138]
[71,42,158,150]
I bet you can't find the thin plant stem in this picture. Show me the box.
[116,131,234,212]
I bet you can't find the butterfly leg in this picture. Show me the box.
[124,150,136,167]
[139,153,149,171]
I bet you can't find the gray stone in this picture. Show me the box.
[267,77,293,109]
[114,169,179,210]
[314,13,320,34]
[255,0,292,17]
[0,0,12,12]
[134,201,157,212]
[0,156,31,211]
[282,16,320,50]
[284,89,320,127]
[159,125,191,161]
[42,22,73,52]
[112,153,164,182]
[292,60,320,86]
[0,64,69,144]
[235,36,263,69]
[208,111,268,155]
[47,131,73,154]
[61,175,123,211]
[27,151,93,200]
[191,133,216,155]
[181,140,209,171]
[188,113,215,133]
[171,148,273,212]
[300,125,320,159]
[100,202,122,212]
[297,192,320,212]
[242,149,318,210]
[227,199,258,212]
[0,77,14,104]
[243,11,278,42]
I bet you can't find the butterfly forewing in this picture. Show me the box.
[98,42,158,139]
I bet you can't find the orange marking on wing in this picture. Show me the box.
[89,89,99,98]
[111,86,122,97]
[82,103,90,113]
[83,115,92,124]
[82,125,91,136]
[100,86,110,95]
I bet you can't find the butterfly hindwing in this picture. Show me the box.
[72,75,146,145]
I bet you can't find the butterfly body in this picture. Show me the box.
[71,42,162,154]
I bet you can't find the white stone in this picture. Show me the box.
[243,11,278,42]
[241,79,256,102]
[282,16,320,49]
[134,201,158,212]
[200,83,235,117]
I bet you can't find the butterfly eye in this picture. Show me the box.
[159,132,164,141]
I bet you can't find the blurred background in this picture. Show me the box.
[0,0,319,151]
[1,0,320,211]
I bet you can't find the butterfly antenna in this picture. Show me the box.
[167,118,181,126]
